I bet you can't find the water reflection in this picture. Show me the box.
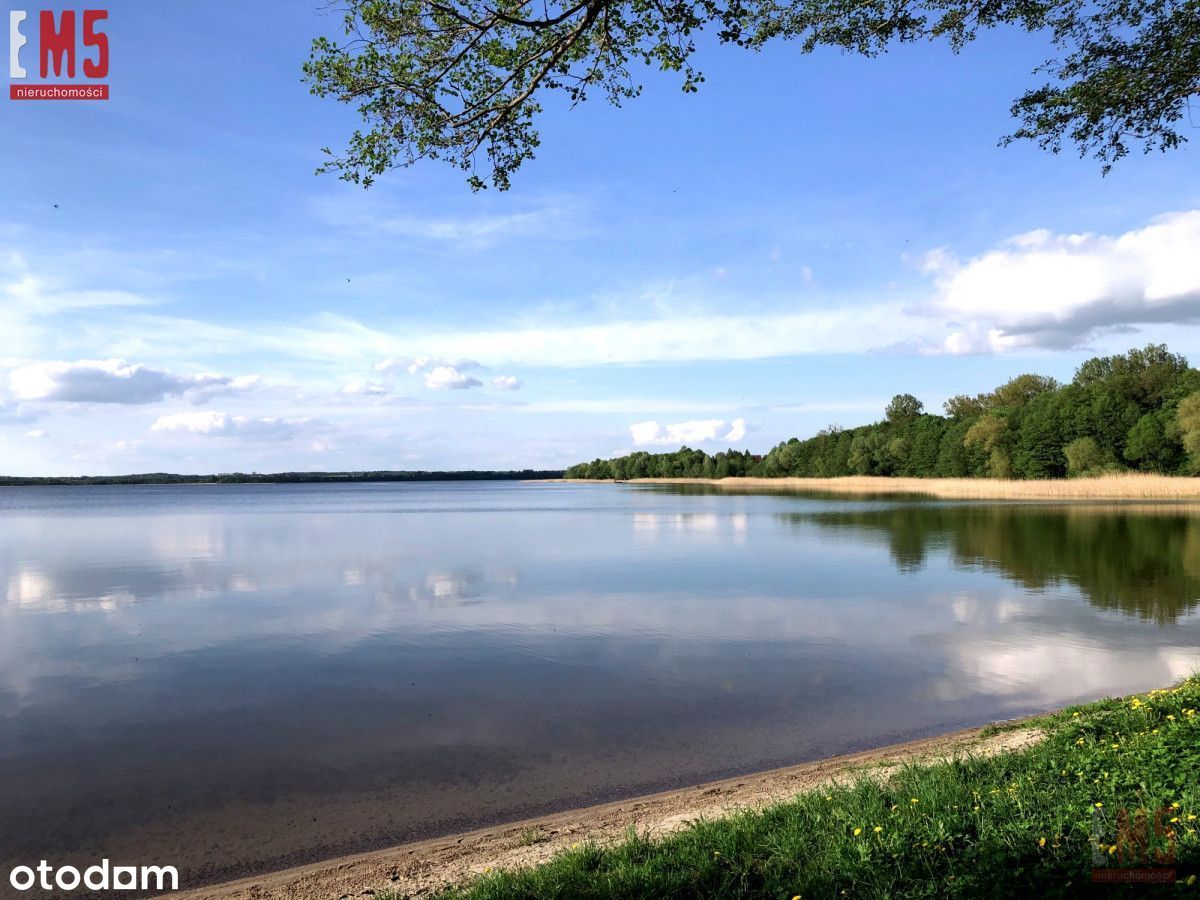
[788,503,1200,622]
[630,512,721,533]
[0,483,1197,894]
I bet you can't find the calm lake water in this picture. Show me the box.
[2,482,1199,889]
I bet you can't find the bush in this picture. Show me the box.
[1063,437,1107,478]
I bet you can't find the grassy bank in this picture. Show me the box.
[629,473,1200,501]
[413,678,1200,898]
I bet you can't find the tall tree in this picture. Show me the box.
[885,393,924,424]
[305,0,1200,189]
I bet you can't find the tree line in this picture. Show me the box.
[566,345,1200,480]
[0,470,564,486]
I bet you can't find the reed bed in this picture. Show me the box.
[630,473,1200,501]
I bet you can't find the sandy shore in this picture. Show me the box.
[621,473,1200,500]
[166,722,1042,900]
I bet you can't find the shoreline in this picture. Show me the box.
[166,719,1043,900]
[0,472,564,487]
[616,473,1200,501]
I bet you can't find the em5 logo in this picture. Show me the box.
[8,8,109,100]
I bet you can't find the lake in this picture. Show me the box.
[2,482,1198,890]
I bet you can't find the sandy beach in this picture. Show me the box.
[165,722,1042,900]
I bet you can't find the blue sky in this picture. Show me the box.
[2,0,1200,474]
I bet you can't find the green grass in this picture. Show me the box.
[390,678,1200,898]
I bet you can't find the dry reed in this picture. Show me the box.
[628,473,1200,501]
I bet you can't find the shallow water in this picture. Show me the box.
[1,482,1198,889]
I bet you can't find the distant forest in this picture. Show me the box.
[566,345,1200,480]
[0,470,563,487]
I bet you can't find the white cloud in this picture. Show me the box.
[630,418,752,446]
[508,398,880,415]
[267,305,928,369]
[0,399,38,424]
[376,356,481,375]
[8,359,247,404]
[380,210,559,246]
[23,429,46,439]
[151,411,307,438]
[151,411,230,434]
[926,210,1200,353]
[313,198,564,249]
[376,357,425,375]
[374,357,485,392]
[186,374,259,403]
[424,365,482,390]
[341,380,388,395]
[1,252,152,314]
[630,421,667,445]
[491,375,523,390]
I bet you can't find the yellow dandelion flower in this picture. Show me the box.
[874,826,883,833]
[910,798,919,804]
[1188,875,1196,886]
[853,828,862,836]
[1038,837,1046,847]
[1095,802,1104,809]
[1187,814,1197,821]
